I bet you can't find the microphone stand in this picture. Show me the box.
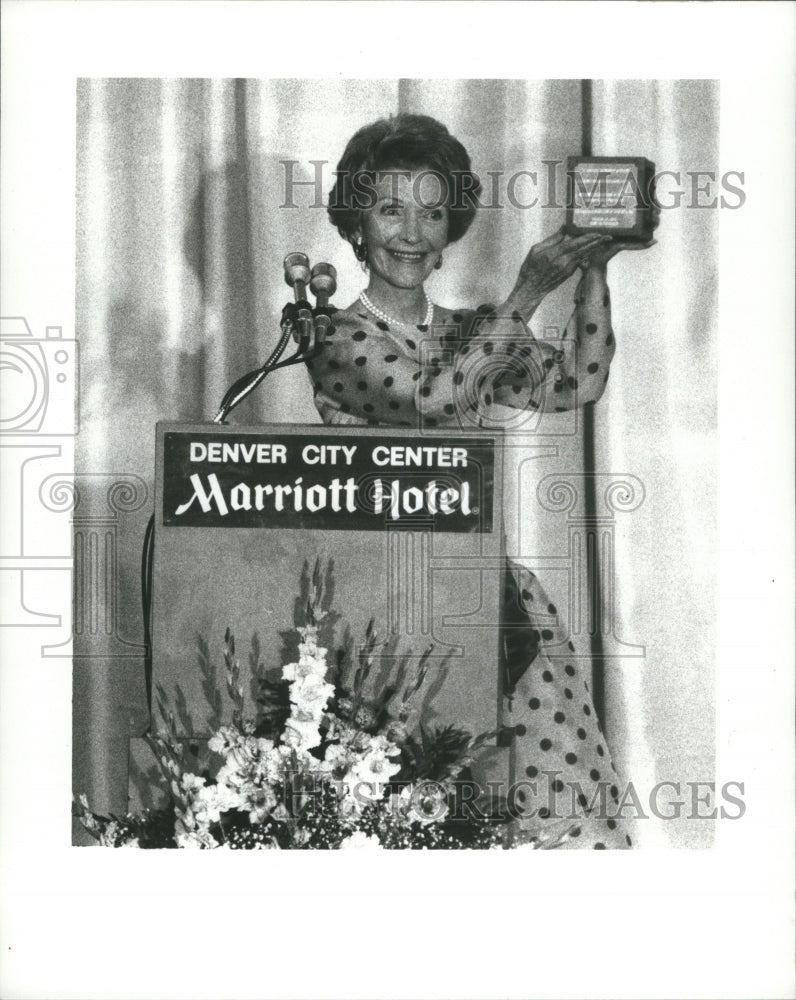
[213,254,337,424]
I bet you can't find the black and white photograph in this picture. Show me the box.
[68,76,718,852]
[1,3,793,999]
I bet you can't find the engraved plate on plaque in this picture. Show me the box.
[565,156,656,240]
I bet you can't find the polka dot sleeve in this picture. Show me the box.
[492,265,616,413]
[305,270,615,427]
[305,309,544,427]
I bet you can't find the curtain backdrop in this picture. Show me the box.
[74,78,717,847]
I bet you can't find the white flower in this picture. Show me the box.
[215,761,246,790]
[218,783,244,812]
[290,674,334,715]
[208,726,241,756]
[297,628,325,653]
[352,750,401,785]
[337,745,398,806]
[299,642,326,666]
[283,660,314,682]
[339,832,384,850]
[289,706,315,724]
[282,627,333,752]
[230,736,259,767]
[343,776,386,804]
[296,624,322,647]
[283,649,328,683]
[180,773,206,794]
[323,743,353,778]
[283,718,322,751]
[257,744,292,782]
[367,734,401,757]
[192,782,243,824]
[99,821,119,847]
[175,823,218,849]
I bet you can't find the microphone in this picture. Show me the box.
[310,262,337,344]
[283,252,313,344]
[214,253,333,423]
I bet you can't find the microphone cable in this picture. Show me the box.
[141,511,155,719]
[213,303,310,424]
[145,264,332,716]
[141,305,317,717]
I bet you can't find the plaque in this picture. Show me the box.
[565,155,656,241]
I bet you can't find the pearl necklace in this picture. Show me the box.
[360,290,434,329]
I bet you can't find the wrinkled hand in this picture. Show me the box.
[514,228,613,302]
[579,203,661,268]
[580,235,656,269]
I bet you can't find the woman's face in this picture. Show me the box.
[358,169,449,290]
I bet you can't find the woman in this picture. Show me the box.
[301,114,652,848]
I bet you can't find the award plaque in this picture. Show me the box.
[565,155,656,240]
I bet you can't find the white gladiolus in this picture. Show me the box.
[290,674,335,715]
[283,718,323,751]
[279,623,335,753]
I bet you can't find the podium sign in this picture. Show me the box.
[162,429,495,533]
[149,422,505,748]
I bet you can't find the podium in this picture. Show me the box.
[130,422,508,807]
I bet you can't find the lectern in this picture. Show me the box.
[130,421,509,806]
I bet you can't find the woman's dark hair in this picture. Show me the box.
[327,113,481,259]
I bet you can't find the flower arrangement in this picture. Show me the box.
[76,562,575,850]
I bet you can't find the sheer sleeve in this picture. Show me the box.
[306,309,552,427]
[306,276,616,428]
[492,267,616,412]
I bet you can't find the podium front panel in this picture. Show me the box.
[152,422,505,742]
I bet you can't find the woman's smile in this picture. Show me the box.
[388,249,427,263]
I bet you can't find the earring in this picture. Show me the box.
[354,237,368,263]
[434,254,443,270]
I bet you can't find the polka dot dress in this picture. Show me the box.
[305,270,615,428]
[501,565,631,849]
[303,276,629,848]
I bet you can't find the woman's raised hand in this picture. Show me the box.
[513,227,613,303]
[577,202,660,269]
[578,205,660,269]
[578,235,657,270]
